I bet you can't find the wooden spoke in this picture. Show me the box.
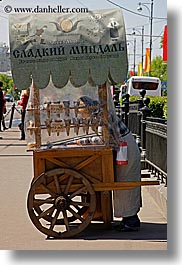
[50,209,60,230]
[59,173,70,182]
[67,207,84,222]
[62,209,70,231]
[48,206,55,218]
[40,183,57,197]
[69,203,80,212]
[69,186,87,199]
[71,201,90,207]
[54,175,61,194]
[38,205,55,220]
[64,175,73,195]
[34,198,54,206]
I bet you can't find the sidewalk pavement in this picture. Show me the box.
[0,127,167,250]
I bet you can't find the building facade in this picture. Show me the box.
[0,43,11,72]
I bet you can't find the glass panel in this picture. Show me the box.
[132,81,159,90]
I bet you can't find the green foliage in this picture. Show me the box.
[0,73,20,100]
[163,102,167,119]
[0,73,13,91]
[162,89,167,96]
[150,56,167,82]
[130,96,167,119]
[149,96,167,118]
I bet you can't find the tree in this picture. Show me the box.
[0,73,20,100]
[150,56,167,82]
[0,73,13,92]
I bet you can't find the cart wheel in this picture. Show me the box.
[27,168,96,239]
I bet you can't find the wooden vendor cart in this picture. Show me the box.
[9,9,159,239]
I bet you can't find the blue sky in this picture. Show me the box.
[0,0,167,69]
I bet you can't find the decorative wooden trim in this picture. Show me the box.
[99,83,109,146]
[32,82,41,148]
[45,155,102,184]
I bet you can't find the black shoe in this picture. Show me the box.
[118,222,140,232]
[117,215,140,232]
[3,127,8,131]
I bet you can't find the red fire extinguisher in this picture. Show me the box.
[116,141,128,165]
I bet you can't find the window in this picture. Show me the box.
[132,81,159,90]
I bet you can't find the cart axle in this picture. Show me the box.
[55,195,69,210]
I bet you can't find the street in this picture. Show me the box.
[0,127,167,250]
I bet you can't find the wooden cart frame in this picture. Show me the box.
[26,84,159,239]
[9,9,159,239]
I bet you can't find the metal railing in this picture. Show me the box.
[115,96,167,186]
[145,117,167,186]
[3,103,21,128]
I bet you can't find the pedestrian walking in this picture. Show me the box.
[17,89,29,140]
[2,92,8,131]
[0,81,7,132]
[0,90,5,132]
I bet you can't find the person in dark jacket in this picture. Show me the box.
[0,91,4,132]
[0,81,7,132]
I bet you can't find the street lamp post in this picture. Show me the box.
[133,38,136,75]
[127,38,136,75]
[132,26,144,74]
[137,0,154,76]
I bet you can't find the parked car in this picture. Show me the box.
[4,94,14,102]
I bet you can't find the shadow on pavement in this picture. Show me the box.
[70,221,167,241]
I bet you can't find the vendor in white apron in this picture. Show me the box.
[79,91,142,232]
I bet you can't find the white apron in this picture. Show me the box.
[113,132,142,217]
